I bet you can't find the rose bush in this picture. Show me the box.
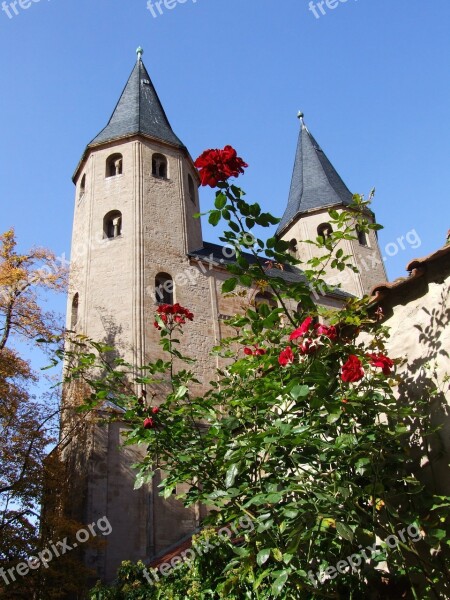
[62,147,449,599]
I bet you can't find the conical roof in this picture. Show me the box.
[277,118,353,236]
[89,55,185,149]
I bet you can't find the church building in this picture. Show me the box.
[62,48,387,585]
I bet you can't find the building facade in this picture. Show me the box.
[61,49,387,585]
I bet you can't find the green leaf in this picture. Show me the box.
[336,522,354,542]
[271,571,288,596]
[290,384,309,400]
[174,385,188,400]
[327,412,342,424]
[214,193,227,209]
[222,278,238,293]
[225,463,239,488]
[257,549,271,566]
[209,210,221,226]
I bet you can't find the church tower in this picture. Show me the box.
[277,115,387,297]
[63,48,206,585]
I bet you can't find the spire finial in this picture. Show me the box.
[136,46,144,61]
[297,111,307,129]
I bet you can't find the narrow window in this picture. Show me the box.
[71,293,79,329]
[289,238,298,256]
[357,227,368,247]
[317,223,333,240]
[155,273,173,305]
[79,174,86,200]
[103,211,122,239]
[106,153,123,177]
[188,175,196,204]
[255,292,277,313]
[152,154,168,179]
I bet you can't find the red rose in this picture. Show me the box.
[299,338,318,355]
[314,323,338,341]
[143,417,155,429]
[244,346,266,356]
[289,317,313,341]
[369,353,394,376]
[341,355,364,383]
[151,407,160,415]
[194,145,248,188]
[278,347,295,366]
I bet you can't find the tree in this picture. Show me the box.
[65,150,450,599]
[0,229,68,597]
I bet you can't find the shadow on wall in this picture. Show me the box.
[397,284,450,496]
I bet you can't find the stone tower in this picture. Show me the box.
[64,48,206,585]
[277,116,387,296]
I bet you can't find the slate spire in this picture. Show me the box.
[89,48,185,149]
[276,114,353,236]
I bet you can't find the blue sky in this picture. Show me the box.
[1,0,450,325]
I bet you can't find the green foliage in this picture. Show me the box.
[63,185,450,599]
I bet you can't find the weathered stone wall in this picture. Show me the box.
[378,259,450,495]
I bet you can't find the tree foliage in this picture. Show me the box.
[0,229,68,598]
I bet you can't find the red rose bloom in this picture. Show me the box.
[314,323,338,341]
[151,407,160,415]
[143,417,155,429]
[194,145,248,187]
[244,345,266,357]
[299,338,318,355]
[278,347,295,366]
[154,304,194,331]
[341,355,364,383]
[369,353,394,376]
[289,317,313,341]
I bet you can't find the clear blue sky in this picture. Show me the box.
[1,0,450,323]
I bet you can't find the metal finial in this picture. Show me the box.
[297,111,307,129]
[136,46,144,61]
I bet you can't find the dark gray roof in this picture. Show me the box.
[188,241,352,299]
[277,121,353,236]
[89,58,185,149]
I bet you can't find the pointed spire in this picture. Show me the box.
[276,115,353,237]
[89,53,185,149]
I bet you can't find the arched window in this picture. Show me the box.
[79,174,86,200]
[188,174,196,204]
[155,273,173,305]
[317,223,333,240]
[103,210,122,239]
[288,238,298,256]
[152,154,168,179]
[357,227,368,247]
[71,293,79,329]
[106,153,123,177]
[254,292,277,313]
